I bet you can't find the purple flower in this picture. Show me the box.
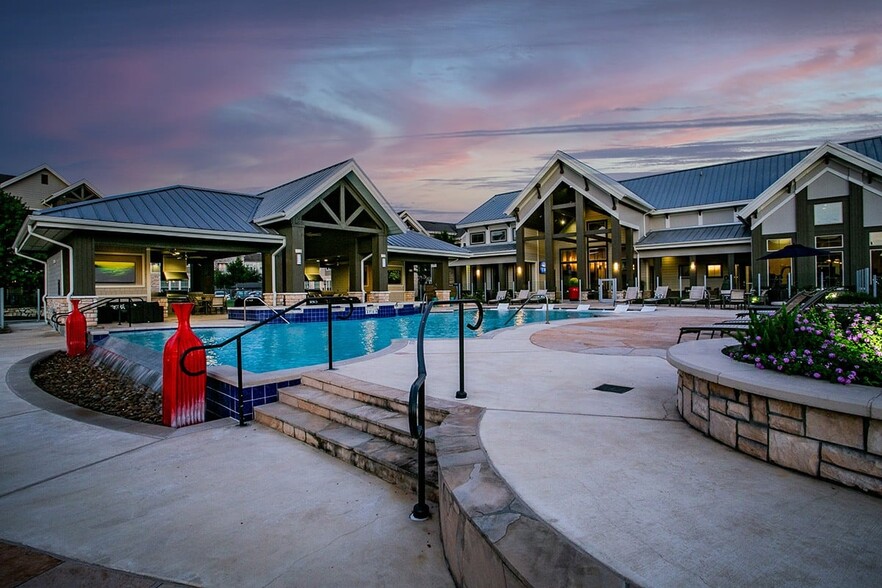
[813,372,821,379]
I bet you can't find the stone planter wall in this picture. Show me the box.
[670,339,882,497]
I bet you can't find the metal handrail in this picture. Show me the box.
[407,298,483,521]
[50,296,146,329]
[181,295,358,426]
[503,291,550,326]
[239,295,289,323]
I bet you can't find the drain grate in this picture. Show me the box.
[594,383,633,394]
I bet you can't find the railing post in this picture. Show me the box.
[327,299,334,370]
[411,379,430,522]
[456,300,467,399]
[236,338,245,426]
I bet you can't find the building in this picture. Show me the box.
[1,164,102,210]
[13,159,468,321]
[455,135,882,301]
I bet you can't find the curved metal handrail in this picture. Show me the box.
[407,298,482,520]
[50,296,146,329]
[502,291,549,326]
[180,295,357,426]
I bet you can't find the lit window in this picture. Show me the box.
[815,235,843,249]
[814,202,842,225]
[490,229,507,243]
[707,264,722,278]
[766,238,792,251]
[470,232,485,245]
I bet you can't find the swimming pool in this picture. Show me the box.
[112,308,592,373]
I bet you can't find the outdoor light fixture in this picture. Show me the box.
[295,249,302,265]
[381,254,387,268]
[517,266,522,276]
[613,262,620,272]
[476,268,481,278]
[690,261,696,271]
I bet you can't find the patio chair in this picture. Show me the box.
[722,289,746,310]
[679,285,708,308]
[511,289,530,304]
[489,290,509,305]
[618,286,640,303]
[211,295,226,314]
[644,285,670,305]
[530,289,550,302]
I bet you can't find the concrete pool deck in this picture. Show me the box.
[2,308,882,586]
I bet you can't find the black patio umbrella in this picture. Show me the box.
[758,243,830,260]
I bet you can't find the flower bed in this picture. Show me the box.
[727,304,882,386]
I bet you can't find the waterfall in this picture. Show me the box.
[89,336,163,395]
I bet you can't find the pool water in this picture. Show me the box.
[112,308,591,373]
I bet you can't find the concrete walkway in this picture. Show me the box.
[0,322,452,587]
[4,309,882,586]
[334,308,882,587]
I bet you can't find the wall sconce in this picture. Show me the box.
[690,261,696,271]
[613,262,620,273]
[295,249,302,265]
[476,268,481,278]
[516,266,522,276]
[381,254,387,268]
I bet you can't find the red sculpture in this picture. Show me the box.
[65,299,88,357]
[162,303,206,427]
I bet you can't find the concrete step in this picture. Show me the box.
[254,401,438,501]
[278,386,439,456]
[299,371,454,425]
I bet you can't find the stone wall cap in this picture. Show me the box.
[668,339,881,417]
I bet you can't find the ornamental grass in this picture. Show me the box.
[727,304,882,386]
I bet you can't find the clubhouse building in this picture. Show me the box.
[11,134,882,320]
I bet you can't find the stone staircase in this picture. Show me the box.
[254,371,453,501]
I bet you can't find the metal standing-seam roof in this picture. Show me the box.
[458,190,519,226]
[387,231,469,257]
[621,136,882,210]
[34,185,275,235]
[463,242,516,256]
[636,223,750,248]
[253,160,351,221]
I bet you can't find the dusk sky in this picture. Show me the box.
[3,1,881,221]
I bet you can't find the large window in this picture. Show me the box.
[766,238,792,290]
[814,202,843,225]
[817,252,842,288]
[815,235,843,249]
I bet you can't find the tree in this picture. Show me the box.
[214,257,262,290]
[0,191,43,291]
[437,230,458,244]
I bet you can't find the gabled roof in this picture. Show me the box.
[623,135,882,211]
[458,191,519,227]
[739,138,882,220]
[387,231,469,258]
[41,179,103,207]
[33,185,277,235]
[635,223,750,249]
[0,164,69,190]
[253,159,407,234]
[418,219,459,235]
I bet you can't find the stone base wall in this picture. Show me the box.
[271,292,307,306]
[45,296,100,327]
[678,371,882,496]
[435,289,450,301]
[366,290,390,303]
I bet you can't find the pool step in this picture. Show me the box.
[254,371,460,502]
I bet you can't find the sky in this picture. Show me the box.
[3,0,882,221]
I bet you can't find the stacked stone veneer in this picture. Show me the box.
[677,371,882,497]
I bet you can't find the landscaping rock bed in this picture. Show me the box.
[31,352,163,425]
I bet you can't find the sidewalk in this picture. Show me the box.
[335,308,882,587]
[0,322,452,587]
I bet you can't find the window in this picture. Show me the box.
[817,251,842,287]
[707,264,722,278]
[490,229,507,243]
[469,232,485,245]
[40,173,49,185]
[814,202,843,225]
[766,238,792,251]
[815,235,843,249]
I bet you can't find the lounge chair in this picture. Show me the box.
[489,290,509,305]
[618,286,640,303]
[530,289,550,302]
[644,285,670,305]
[566,304,593,312]
[511,289,530,304]
[677,288,833,343]
[721,289,746,310]
[679,285,708,308]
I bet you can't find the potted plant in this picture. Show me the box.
[567,277,580,301]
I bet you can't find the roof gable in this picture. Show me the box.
[42,179,103,207]
[0,164,69,190]
[253,159,406,234]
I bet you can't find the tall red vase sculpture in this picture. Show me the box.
[162,303,206,427]
[65,299,88,357]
